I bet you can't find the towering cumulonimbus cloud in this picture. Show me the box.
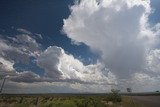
[1,0,160,93]
[63,0,159,79]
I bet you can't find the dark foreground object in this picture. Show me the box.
[132,96,160,107]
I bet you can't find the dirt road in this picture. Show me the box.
[132,96,160,107]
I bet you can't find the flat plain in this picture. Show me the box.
[1,93,159,107]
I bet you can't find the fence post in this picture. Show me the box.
[0,77,6,94]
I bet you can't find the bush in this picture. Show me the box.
[107,89,122,103]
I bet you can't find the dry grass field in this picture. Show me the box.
[0,94,147,107]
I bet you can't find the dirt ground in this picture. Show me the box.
[132,96,160,107]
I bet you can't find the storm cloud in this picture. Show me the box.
[0,0,160,93]
[63,0,159,79]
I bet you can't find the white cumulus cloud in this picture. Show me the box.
[63,0,159,79]
[37,46,117,85]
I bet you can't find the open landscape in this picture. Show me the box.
[0,0,160,107]
[0,93,160,107]
[0,94,141,107]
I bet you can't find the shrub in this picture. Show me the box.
[107,89,122,103]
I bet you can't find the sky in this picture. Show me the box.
[0,0,160,93]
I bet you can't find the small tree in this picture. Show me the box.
[127,88,132,93]
[107,89,122,103]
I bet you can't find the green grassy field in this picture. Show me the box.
[0,94,145,107]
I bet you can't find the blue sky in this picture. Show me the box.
[0,0,99,65]
[0,0,160,93]
[149,0,160,24]
[0,0,100,80]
